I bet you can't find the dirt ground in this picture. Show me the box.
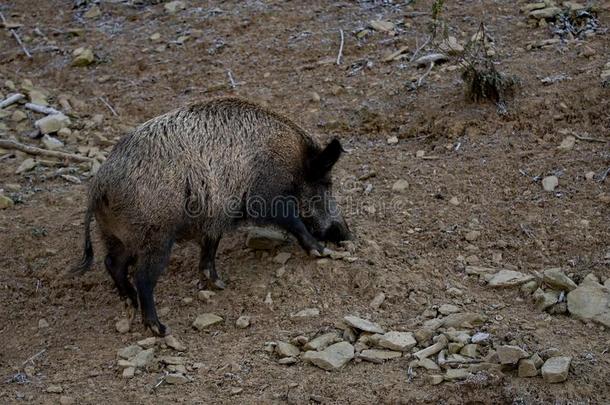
[1,0,609,404]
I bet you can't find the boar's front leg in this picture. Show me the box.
[274,212,326,257]
[198,236,225,290]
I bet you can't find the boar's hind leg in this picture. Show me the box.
[198,236,225,290]
[134,240,173,336]
[103,234,137,315]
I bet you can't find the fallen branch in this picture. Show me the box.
[416,61,435,87]
[574,133,608,143]
[410,35,431,62]
[227,70,237,89]
[0,93,25,108]
[336,29,344,65]
[0,139,93,163]
[0,12,32,59]
[25,103,61,115]
[22,349,46,366]
[98,96,118,116]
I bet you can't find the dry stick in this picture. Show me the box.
[417,61,435,87]
[336,29,344,65]
[227,70,237,89]
[410,35,431,62]
[0,11,32,58]
[0,139,93,163]
[22,349,46,366]
[0,93,25,108]
[98,96,118,116]
[574,133,608,143]
[25,103,61,115]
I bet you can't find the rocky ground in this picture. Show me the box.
[1,0,609,404]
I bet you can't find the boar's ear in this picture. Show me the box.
[307,138,343,179]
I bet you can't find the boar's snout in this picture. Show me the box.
[320,219,351,243]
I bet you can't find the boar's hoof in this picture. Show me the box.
[309,249,322,257]
[198,278,226,291]
[321,248,334,257]
[148,322,169,337]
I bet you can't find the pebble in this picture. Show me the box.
[343,315,385,334]
[370,292,385,309]
[117,345,142,359]
[35,114,71,134]
[165,335,187,352]
[278,357,298,365]
[413,328,434,345]
[533,288,559,311]
[558,136,576,151]
[46,385,63,394]
[132,348,155,368]
[192,313,223,330]
[417,357,440,370]
[415,150,425,158]
[497,345,529,365]
[302,342,355,371]
[276,342,300,358]
[414,53,448,67]
[164,0,186,13]
[387,136,398,145]
[115,318,130,334]
[585,171,595,181]
[541,356,571,383]
[0,195,15,209]
[441,312,486,328]
[42,134,64,150]
[377,331,417,351]
[15,158,38,174]
[28,89,48,106]
[291,308,320,318]
[449,196,459,206]
[460,344,478,358]
[165,373,190,384]
[438,304,460,315]
[542,176,559,192]
[235,315,251,329]
[38,318,49,329]
[309,91,321,102]
[72,47,95,67]
[391,179,409,193]
[518,358,538,377]
[529,6,562,19]
[122,367,135,379]
[59,396,75,405]
[369,20,394,32]
[464,230,481,242]
[471,332,490,344]
[264,292,273,307]
[197,290,216,302]
[273,252,292,264]
[182,297,193,305]
[159,356,185,365]
[84,5,101,18]
[521,280,539,294]
[304,332,341,351]
[11,110,27,122]
[543,268,577,291]
[246,227,288,250]
[444,369,471,381]
[487,270,534,287]
[427,375,444,385]
[359,349,402,363]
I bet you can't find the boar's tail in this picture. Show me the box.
[70,206,94,275]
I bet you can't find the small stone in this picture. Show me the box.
[414,53,448,67]
[448,342,463,354]
[449,197,459,206]
[132,348,155,368]
[38,318,49,329]
[59,395,75,405]
[235,315,251,329]
[460,344,478,358]
[533,288,559,311]
[310,91,321,102]
[291,308,320,318]
[117,359,135,368]
[542,176,559,192]
[417,357,440,370]
[413,328,434,345]
[304,332,341,351]
[442,312,486,328]
[84,5,101,18]
[344,315,385,334]
[197,290,216,302]
[359,349,402,363]
[264,292,273,306]
[42,134,64,150]
[57,127,72,137]
[182,297,193,305]
[165,373,190,384]
[246,227,288,250]
[518,358,539,377]
[273,252,292,264]
[497,345,529,365]
[28,90,47,106]
[158,307,170,317]
[439,36,464,55]
[529,7,562,19]
[369,20,394,32]
[46,385,63,394]
[377,331,417,351]
[192,313,223,330]
[164,1,186,14]
[165,335,186,352]
[276,342,300,358]
[416,150,425,158]
[387,136,398,145]
[521,280,539,294]
[115,318,130,334]
[464,230,481,242]
[370,292,385,309]
[585,171,595,181]
[444,369,471,381]
[302,342,355,371]
[558,136,576,151]
[543,268,577,291]
[438,304,460,315]
[11,110,27,122]
[158,356,185,365]
[122,367,135,379]
[35,114,71,134]
[531,353,544,368]
[117,345,142,359]
[72,48,95,67]
[567,281,610,327]
[488,270,534,287]
[471,332,490,344]
[391,179,409,193]
[541,356,571,383]
[0,195,15,210]
[278,357,297,365]
[427,375,444,385]
[150,32,161,41]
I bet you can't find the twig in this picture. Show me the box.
[98,96,118,116]
[22,349,46,366]
[25,103,61,115]
[0,12,32,58]
[599,167,610,182]
[574,133,608,143]
[416,61,435,87]
[0,139,93,163]
[0,93,25,108]
[227,70,237,89]
[336,29,344,65]
[410,35,431,62]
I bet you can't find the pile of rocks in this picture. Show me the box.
[116,335,196,385]
[267,314,573,384]
[466,265,609,327]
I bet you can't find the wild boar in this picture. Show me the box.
[72,98,350,336]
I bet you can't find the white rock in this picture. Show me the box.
[273,252,292,264]
[497,345,529,365]
[42,134,64,150]
[567,281,610,327]
[444,368,471,381]
[192,313,223,330]
[414,53,448,67]
[165,373,190,384]
[387,136,398,145]
[235,315,251,329]
[471,332,490,344]
[304,332,341,351]
[488,270,534,287]
[165,335,186,352]
[164,0,186,13]
[518,358,538,377]
[344,315,385,334]
[558,136,576,151]
[302,342,354,371]
[117,345,142,359]
[359,349,402,363]
[541,356,571,383]
[391,179,409,193]
[38,318,49,329]
[438,304,460,315]
[122,367,135,379]
[370,292,386,309]
[369,20,394,32]
[543,268,577,291]
[533,288,559,311]
[131,348,155,368]
[35,114,70,134]
[377,331,417,351]
[197,290,216,302]
[542,176,559,192]
[291,308,320,318]
[276,342,300,358]
[46,384,63,393]
[115,318,130,334]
